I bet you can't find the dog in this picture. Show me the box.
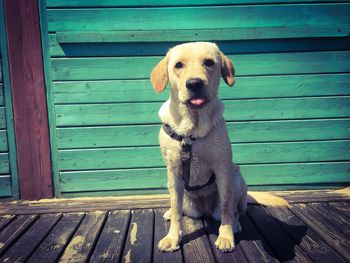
[150,42,247,253]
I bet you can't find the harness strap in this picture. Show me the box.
[162,123,216,191]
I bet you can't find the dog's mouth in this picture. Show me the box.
[187,97,209,109]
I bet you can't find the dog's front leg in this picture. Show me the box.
[158,163,184,252]
[214,164,235,252]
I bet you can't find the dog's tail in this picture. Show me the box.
[247,191,290,208]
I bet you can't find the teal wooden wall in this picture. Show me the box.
[0,0,19,199]
[40,0,350,197]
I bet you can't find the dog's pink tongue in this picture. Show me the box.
[190,98,206,106]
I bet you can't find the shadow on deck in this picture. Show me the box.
[0,189,349,263]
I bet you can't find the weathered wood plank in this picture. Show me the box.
[153,209,183,263]
[307,203,350,237]
[182,216,215,263]
[0,61,3,82]
[59,211,107,262]
[4,0,53,200]
[51,51,350,80]
[0,215,37,256]
[52,74,350,104]
[0,189,349,215]
[49,37,350,57]
[246,205,312,262]
[1,214,62,262]
[0,176,11,197]
[55,97,350,126]
[0,108,5,129]
[328,201,350,217]
[267,206,346,263]
[0,195,170,215]
[0,130,8,152]
[0,154,9,174]
[236,213,279,263]
[89,210,130,263]
[121,209,154,263]
[28,213,84,263]
[0,215,15,231]
[56,26,350,44]
[0,85,4,106]
[59,162,350,192]
[273,188,350,203]
[46,0,350,7]
[57,140,350,170]
[56,119,350,149]
[47,5,350,32]
[291,204,350,261]
[204,217,249,263]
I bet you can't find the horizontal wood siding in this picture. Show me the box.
[41,0,350,197]
[0,43,11,196]
[0,0,18,198]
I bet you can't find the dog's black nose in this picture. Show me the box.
[186,78,204,91]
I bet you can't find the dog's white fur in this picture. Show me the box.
[150,42,247,252]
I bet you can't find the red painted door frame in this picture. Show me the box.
[3,0,53,199]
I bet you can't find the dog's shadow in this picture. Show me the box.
[181,205,307,262]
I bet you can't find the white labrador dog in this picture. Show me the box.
[150,42,247,253]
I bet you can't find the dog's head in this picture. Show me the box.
[150,42,235,109]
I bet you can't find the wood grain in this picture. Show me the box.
[47,4,350,31]
[51,51,350,80]
[52,74,350,104]
[291,204,350,261]
[56,119,350,148]
[121,209,154,263]
[246,205,312,262]
[54,97,350,126]
[182,216,215,263]
[90,210,131,263]
[153,209,183,263]
[4,0,53,199]
[1,214,62,262]
[59,211,107,262]
[28,213,85,263]
[267,206,346,263]
[57,140,350,170]
[58,162,350,193]
[46,0,350,8]
[0,215,37,256]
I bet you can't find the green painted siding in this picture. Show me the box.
[40,0,350,197]
[0,0,19,199]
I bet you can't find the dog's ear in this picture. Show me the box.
[150,54,169,93]
[220,52,235,87]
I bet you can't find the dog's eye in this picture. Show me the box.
[175,62,184,69]
[204,59,215,67]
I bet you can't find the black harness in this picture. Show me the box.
[162,123,216,191]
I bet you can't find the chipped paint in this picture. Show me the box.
[130,223,138,245]
[1,215,12,219]
[0,242,4,249]
[60,235,85,262]
[113,229,120,234]
[3,257,9,262]
[124,249,131,263]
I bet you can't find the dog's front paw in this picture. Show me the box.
[158,235,180,252]
[215,236,235,252]
[215,224,235,252]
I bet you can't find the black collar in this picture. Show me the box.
[161,123,196,142]
[161,123,215,191]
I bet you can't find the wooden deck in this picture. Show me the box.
[0,189,349,263]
